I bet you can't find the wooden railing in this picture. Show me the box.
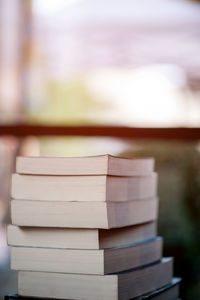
[0,124,200,140]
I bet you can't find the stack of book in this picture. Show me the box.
[8,155,181,300]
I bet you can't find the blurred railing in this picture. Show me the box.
[0,125,200,140]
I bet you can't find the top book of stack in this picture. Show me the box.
[16,154,154,176]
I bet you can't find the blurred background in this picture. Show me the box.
[0,0,200,299]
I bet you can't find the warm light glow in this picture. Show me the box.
[86,65,199,127]
[33,0,83,16]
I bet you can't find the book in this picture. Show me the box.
[11,173,157,202]
[4,278,181,299]
[11,237,162,275]
[7,222,156,249]
[17,258,173,300]
[11,197,158,229]
[133,277,181,299]
[16,155,154,176]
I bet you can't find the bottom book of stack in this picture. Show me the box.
[5,278,181,300]
[17,258,173,300]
